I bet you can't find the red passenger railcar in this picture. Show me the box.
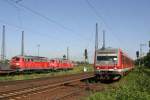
[94,48,134,80]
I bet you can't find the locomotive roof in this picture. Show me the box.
[96,48,133,61]
[50,58,71,61]
[14,55,48,59]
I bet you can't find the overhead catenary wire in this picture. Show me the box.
[5,0,23,28]
[0,0,75,38]
[1,0,95,61]
[1,0,59,39]
[11,0,84,37]
[14,0,96,60]
[7,0,91,48]
[85,0,128,51]
[11,0,73,32]
[85,0,117,39]
[0,19,59,41]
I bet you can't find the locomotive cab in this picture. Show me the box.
[94,48,134,80]
[10,56,23,70]
[96,55,118,67]
[95,48,121,80]
[95,48,118,70]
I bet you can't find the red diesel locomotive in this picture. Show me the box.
[10,56,74,71]
[94,48,134,80]
[49,59,74,70]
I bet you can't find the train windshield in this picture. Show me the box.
[97,56,117,62]
[12,57,20,61]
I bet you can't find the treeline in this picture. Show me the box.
[135,52,150,68]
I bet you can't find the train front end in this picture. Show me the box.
[94,48,121,80]
[10,56,23,70]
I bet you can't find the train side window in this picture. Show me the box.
[41,59,44,62]
[28,59,30,62]
[51,60,54,63]
[16,58,20,61]
[31,59,34,62]
[34,58,39,62]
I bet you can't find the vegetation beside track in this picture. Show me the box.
[88,67,150,100]
[0,64,93,81]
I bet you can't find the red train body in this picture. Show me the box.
[49,59,74,70]
[94,48,134,80]
[10,56,74,71]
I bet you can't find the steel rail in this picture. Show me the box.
[0,72,94,99]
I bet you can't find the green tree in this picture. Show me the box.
[144,52,150,67]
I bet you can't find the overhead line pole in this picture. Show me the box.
[94,23,98,71]
[95,23,98,50]
[67,47,69,60]
[139,43,146,67]
[1,25,6,61]
[102,30,105,49]
[37,44,40,57]
[21,31,24,56]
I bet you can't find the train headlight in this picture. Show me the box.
[96,67,99,70]
[113,58,117,61]
[16,63,20,66]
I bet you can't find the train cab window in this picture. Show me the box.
[41,58,47,62]
[15,57,20,61]
[97,56,117,62]
[12,57,19,61]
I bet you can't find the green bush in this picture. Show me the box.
[88,67,150,100]
[135,52,150,68]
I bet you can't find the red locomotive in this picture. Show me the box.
[10,56,49,71]
[49,59,74,70]
[10,56,74,71]
[94,48,134,80]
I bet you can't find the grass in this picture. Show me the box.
[87,67,150,100]
[0,64,94,81]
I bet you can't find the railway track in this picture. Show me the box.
[0,72,94,100]
[53,87,83,100]
[18,81,91,100]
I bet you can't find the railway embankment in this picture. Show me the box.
[88,67,150,100]
[0,65,93,81]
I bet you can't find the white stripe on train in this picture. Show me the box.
[96,67,134,72]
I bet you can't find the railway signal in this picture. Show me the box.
[149,41,150,53]
[136,51,139,59]
[84,49,88,60]
[63,54,66,60]
[84,49,88,72]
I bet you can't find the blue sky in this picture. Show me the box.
[0,0,149,62]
